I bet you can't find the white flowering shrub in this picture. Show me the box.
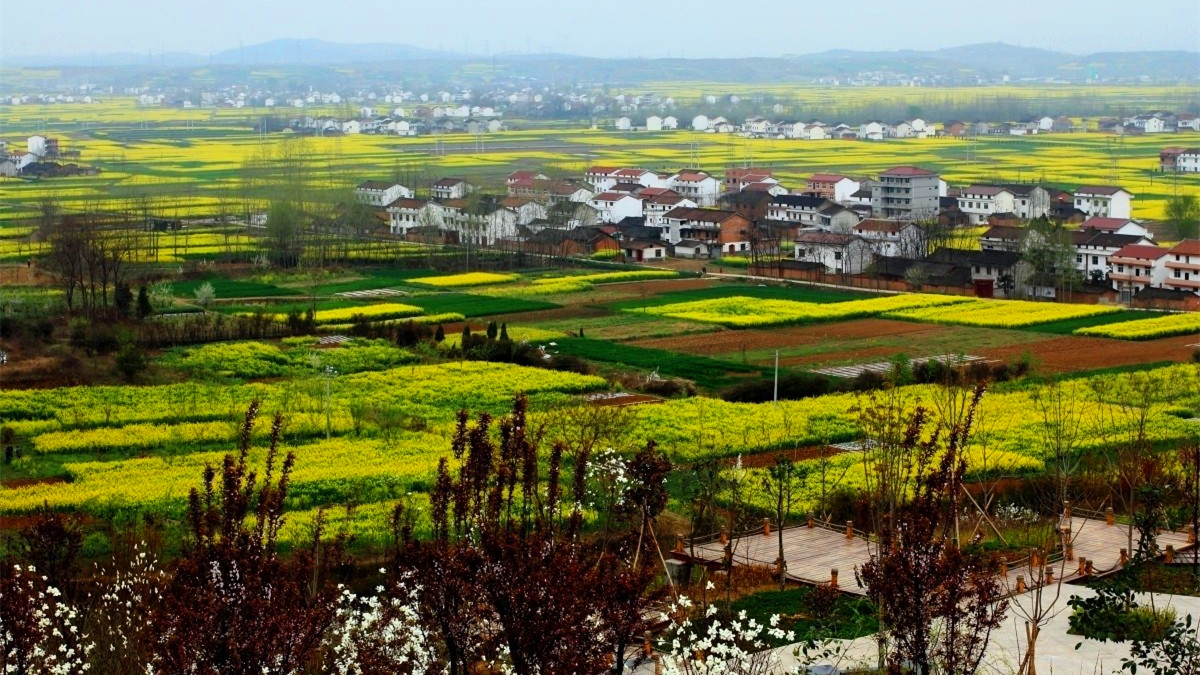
[325,572,435,674]
[656,592,799,675]
[1,564,94,674]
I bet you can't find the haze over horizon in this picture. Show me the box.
[4,0,1198,61]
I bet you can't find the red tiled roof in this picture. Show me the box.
[1112,244,1166,260]
[613,168,648,178]
[962,185,1011,196]
[434,177,466,187]
[808,173,849,183]
[386,197,428,209]
[674,170,712,182]
[742,182,779,192]
[1169,239,1200,256]
[507,170,537,180]
[1075,185,1128,196]
[586,165,619,175]
[854,219,909,234]
[638,187,673,197]
[880,166,937,177]
[592,191,631,202]
[662,207,737,222]
[1080,217,1135,231]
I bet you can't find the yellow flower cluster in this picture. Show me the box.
[260,303,425,326]
[1075,312,1200,340]
[885,299,1120,328]
[640,293,969,327]
[412,272,520,287]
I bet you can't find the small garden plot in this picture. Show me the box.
[440,325,566,349]
[1074,311,1200,340]
[411,272,520,288]
[810,354,985,379]
[532,270,679,285]
[406,293,558,317]
[638,293,969,328]
[552,337,764,389]
[884,299,1123,328]
[172,277,300,299]
[285,302,425,325]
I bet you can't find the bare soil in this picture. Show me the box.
[979,333,1199,374]
[630,319,947,357]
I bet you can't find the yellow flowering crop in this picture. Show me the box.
[886,298,1120,328]
[639,293,969,327]
[412,272,520,287]
[1075,312,1200,340]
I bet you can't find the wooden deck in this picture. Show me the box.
[685,515,1195,598]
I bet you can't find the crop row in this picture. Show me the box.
[884,299,1120,328]
[639,293,969,327]
[1074,311,1200,340]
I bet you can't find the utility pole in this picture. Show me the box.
[773,350,779,405]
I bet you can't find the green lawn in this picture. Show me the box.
[172,277,300,299]
[605,283,871,312]
[1017,309,1163,335]
[730,586,879,648]
[552,337,764,389]
[405,293,558,318]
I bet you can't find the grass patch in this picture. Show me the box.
[552,337,764,389]
[405,293,558,318]
[730,586,879,648]
[172,277,300,299]
[606,283,871,312]
[1018,309,1150,335]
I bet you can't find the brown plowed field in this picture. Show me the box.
[979,333,1199,374]
[630,319,949,356]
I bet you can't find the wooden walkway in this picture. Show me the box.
[683,514,1195,598]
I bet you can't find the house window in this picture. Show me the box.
[1117,264,1124,273]
[974,266,980,274]
[1175,269,1182,278]
[1091,256,1099,265]
[834,251,843,261]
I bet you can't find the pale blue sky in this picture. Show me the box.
[3,0,1198,59]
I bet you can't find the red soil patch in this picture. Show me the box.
[2,476,66,489]
[727,446,849,468]
[603,278,717,293]
[587,393,663,407]
[978,333,1199,374]
[774,346,901,367]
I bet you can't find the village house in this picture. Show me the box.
[499,196,546,225]
[723,167,773,192]
[622,239,667,262]
[1109,244,1169,297]
[1073,231,1155,279]
[851,219,924,257]
[507,170,549,192]
[386,198,436,235]
[1164,240,1200,294]
[668,170,721,206]
[644,193,697,229]
[589,192,644,223]
[871,166,941,220]
[979,225,1025,252]
[355,180,413,207]
[659,207,752,253]
[926,248,1026,298]
[1162,148,1200,173]
[806,174,861,203]
[1002,184,1051,220]
[432,178,472,200]
[858,121,885,140]
[941,120,967,137]
[1074,186,1133,219]
[957,186,1016,225]
[1078,216,1151,239]
[793,231,874,275]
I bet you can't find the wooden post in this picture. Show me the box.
[643,633,653,658]
[1166,545,1176,564]
[719,531,728,546]
[999,556,1008,576]
[807,513,815,529]
[1085,560,1094,576]
[1077,557,1087,576]
[674,538,684,554]
[1065,541,1074,561]
[830,568,839,589]
[1106,507,1114,526]
[1030,550,1040,569]
[1119,548,1129,565]
[1063,500,1071,519]
[1189,525,1196,545]
[1044,565,1054,585]
[763,518,771,537]
[845,521,854,540]
[1015,575,1027,593]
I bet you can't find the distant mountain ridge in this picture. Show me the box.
[6,40,1197,82]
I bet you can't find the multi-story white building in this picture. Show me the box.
[1109,244,1169,295]
[1164,240,1200,294]
[871,166,941,220]
[668,170,721,206]
[589,192,644,223]
[1074,186,1133,219]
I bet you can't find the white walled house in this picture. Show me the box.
[432,178,472,200]
[386,198,438,235]
[793,231,874,275]
[356,180,413,206]
[615,116,632,131]
[1109,244,1169,295]
[851,219,924,257]
[26,135,47,156]
[645,116,662,131]
[1074,186,1133,219]
[668,170,721,206]
[957,186,1016,225]
[589,192,644,223]
[585,166,620,191]
[1004,184,1051,220]
[1078,217,1151,239]
[644,194,697,230]
[1165,240,1200,294]
[858,121,885,140]
[1072,231,1155,278]
[661,116,678,130]
[691,115,710,131]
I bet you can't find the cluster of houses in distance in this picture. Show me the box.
[617,110,1200,139]
[0,135,92,178]
[352,160,1200,307]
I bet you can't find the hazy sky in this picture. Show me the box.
[3,0,1198,58]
